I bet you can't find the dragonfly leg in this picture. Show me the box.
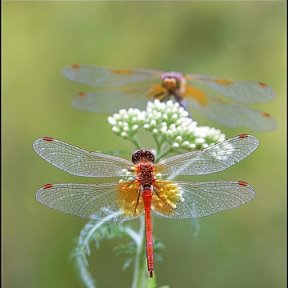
[134,188,141,215]
[153,91,169,102]
[127,167,136,173]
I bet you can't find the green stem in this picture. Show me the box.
[153,134,161,154]
[131,137,142,149]
[156,147,173,162]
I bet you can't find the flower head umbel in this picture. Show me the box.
[108,108,145,139]
[109,100,225,159]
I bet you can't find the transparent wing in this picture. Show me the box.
[36,183,143,221]
[188,98,276,131]
[71,84,155,113]
[152,181,255,219]
[186,74,275,103]
[157,134,258,177]
[63,65,162,87]
[33,137,132,177]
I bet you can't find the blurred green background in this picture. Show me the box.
[3,2,286,288]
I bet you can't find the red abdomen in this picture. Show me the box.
[142,187,154,277]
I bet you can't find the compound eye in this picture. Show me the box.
[132,150,141,164]
[146,150,155,163]
[132,149,155,164]
[162,77,178,91]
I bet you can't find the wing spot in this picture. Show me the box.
[258,82,267,88]
[43,136,54,142]
[262,112,271,118]
[78,92,86,97]
[238,134,248,139]
[43,183,53,189]
[238,181,248,186]
[71,64,80,69]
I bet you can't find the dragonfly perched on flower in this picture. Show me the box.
[63,65,275,131]
[34,134,258,277]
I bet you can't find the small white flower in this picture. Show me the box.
[123,126,129,132]
[150,119,157,127]
[143,124,150,129]
[108,117,116,125]
[132,124,139,131]
[172,142,179,148]
[121,132,128,138]
[172,113,178,120]
[119,109,126,115]
[112,127,120,134]
[161,126,168,134]
[183,141,190,147]
[195,138,205,144]
[189,143,196,149]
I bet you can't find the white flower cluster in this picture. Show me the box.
[108,100,225,150]
[108,108,145,139]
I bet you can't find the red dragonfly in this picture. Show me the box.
[34,134,258,277]
[63,65,275,131]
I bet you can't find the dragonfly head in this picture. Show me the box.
[132,149,155,164]
[161,72,183,91]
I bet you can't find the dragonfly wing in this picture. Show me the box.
[72,83,156,113]
[63,65,162,87]
[157,134,258,177]
[186,74,275,103]
[36,183,142,221]
[33,137,132,177]
[188,98,276,131]
[152,181,255,219]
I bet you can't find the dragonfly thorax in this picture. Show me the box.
[136,162,155,187]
